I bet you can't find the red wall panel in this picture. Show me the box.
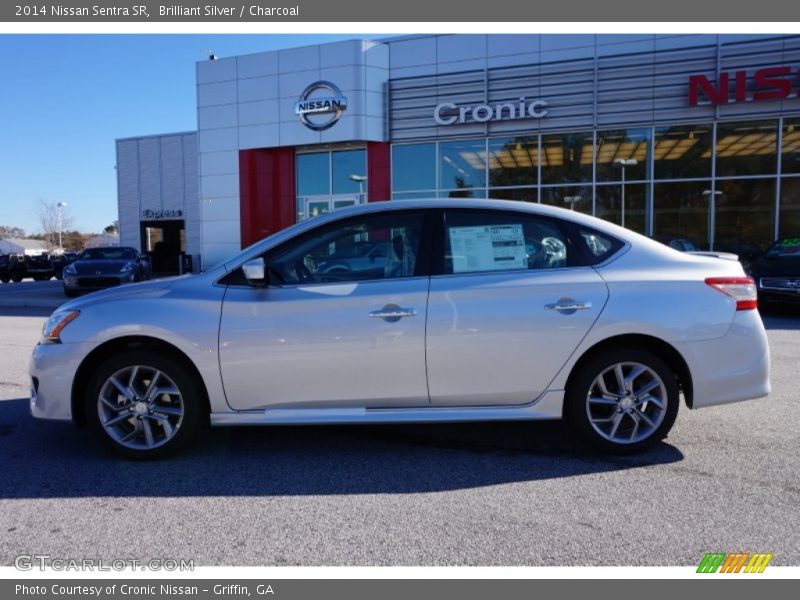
[239,148,296,248]
[367,142,391,203]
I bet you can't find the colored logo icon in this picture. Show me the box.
[697,552,773,573]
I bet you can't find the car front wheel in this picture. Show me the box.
[566,348,679,454]
[85,351,206,459]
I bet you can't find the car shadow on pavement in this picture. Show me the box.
[0,397,683,499]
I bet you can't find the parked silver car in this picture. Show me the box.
[30,200,770,458]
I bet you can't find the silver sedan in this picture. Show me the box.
[30,200,770,458]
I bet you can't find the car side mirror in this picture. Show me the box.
[242,257,267,286]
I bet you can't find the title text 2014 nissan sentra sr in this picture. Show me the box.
[30,200,770,459]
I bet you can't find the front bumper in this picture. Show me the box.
[675,309,771,409]
[29,341,96,421]
[64,272,135,292]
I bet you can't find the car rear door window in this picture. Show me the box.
[443,210,572,275]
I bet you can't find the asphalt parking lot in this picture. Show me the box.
[0,299,798,566]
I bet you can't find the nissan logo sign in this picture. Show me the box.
[294,81,348,131]
[434,97,548,126]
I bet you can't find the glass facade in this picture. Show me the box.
[391,117,799,251]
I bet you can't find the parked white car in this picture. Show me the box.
[30,200,770,458]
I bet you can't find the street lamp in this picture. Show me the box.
[56,202,67,253]
[349,174,367,197]
[702,190,723,250]
[563,195,582,211]
[613,158,638,228]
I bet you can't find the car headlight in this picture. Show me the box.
[41,310,80,344]
[64,264,77,275]
[120,262,134,273]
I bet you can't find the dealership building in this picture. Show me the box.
[116,33,800,271]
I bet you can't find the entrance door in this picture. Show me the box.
[140,220,185,275]
[301,194,365,220]
[296,148,368,221]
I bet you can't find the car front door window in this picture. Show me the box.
[269,213,424,285]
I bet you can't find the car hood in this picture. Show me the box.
[58,277,181,312]
[70,259,132,275]
[750,256,800,277]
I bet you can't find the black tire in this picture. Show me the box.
[84,350,208,459]
[0,276,9,284]
[11,274,23,283]
[64,288,78,297]
[566,348,679,454]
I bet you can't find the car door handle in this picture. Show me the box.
[369,306,418,322]
[545,301,592,312]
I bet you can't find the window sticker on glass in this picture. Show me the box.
[449,224,527,273]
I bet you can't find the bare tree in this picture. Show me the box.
[34,199,73,250]
[0,225,26,239]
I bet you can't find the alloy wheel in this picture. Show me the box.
[585,361,668,445]
[97,365,184,450]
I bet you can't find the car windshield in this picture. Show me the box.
[79,248,136,261]
[765,238,800,257]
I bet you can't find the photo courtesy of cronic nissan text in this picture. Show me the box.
[0,1,799,591]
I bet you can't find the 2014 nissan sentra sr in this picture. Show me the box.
[30,200,771,459]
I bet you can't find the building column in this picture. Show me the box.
[239,148,296,248]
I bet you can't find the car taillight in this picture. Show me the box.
[705,277,758,311]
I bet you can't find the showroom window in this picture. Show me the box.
[653,124,712,180]
[782,118,800,175]
[541,186,592,215]
[595,184,649,235]
[595,128,650,182]
[779,178,800,238]
[388,117,795,248]
[715,120,778,178]
[439,138,487,194]
[652,181,713,250]
[540,131,593,184]
[392,143,436,193]
[488,136,538,188]
[715,179,776,255]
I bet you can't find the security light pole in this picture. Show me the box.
[349,174,367,197]
[614,159,638,229]
[57,202,67,253]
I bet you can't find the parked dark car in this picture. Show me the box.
[0,254,10,283]
[749,237,800,307]
[26,253,56,281]
[2,254,28,282]
[63,246,151,297]
[51,252,78,280]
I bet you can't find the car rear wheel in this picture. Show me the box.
[566,348,679,454]
[85,351,206,459]
[11,273,23,283]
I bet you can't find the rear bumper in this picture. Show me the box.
[758,289,800,305]
[675,310,770,409]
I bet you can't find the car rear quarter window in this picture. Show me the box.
[577,228,625,265]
